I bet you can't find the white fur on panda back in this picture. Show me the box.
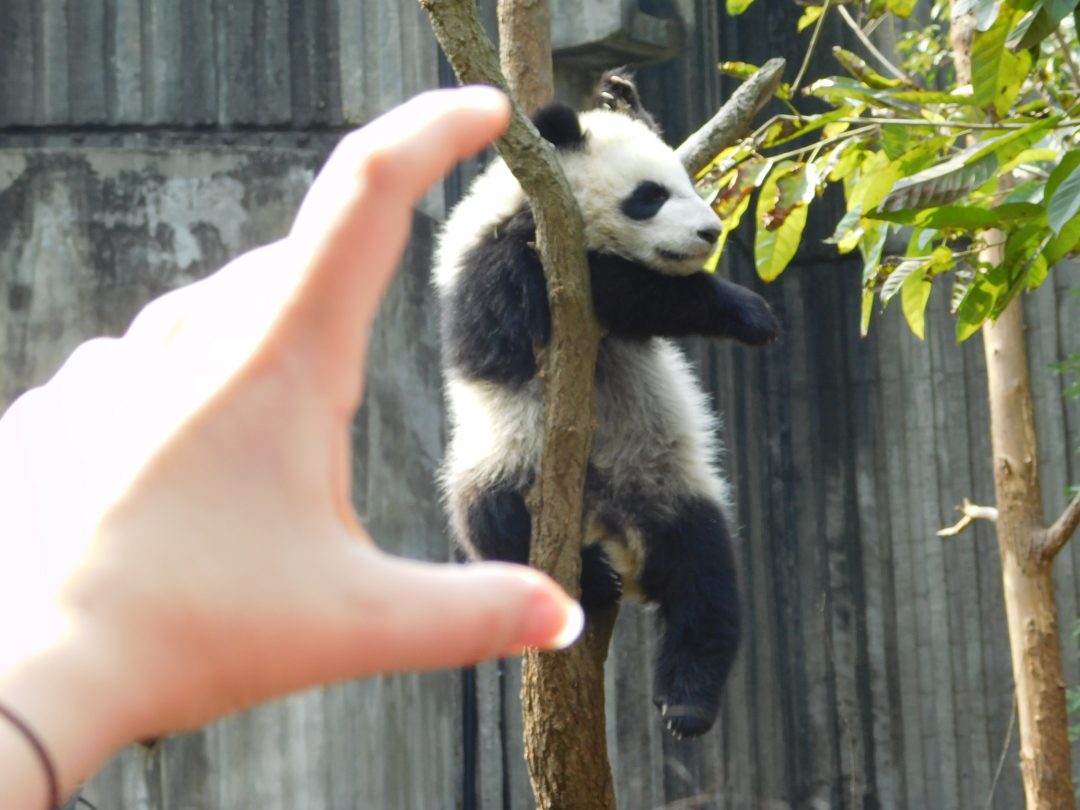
[440,337,731,522]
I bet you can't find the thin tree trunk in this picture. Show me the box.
[948,7,1075,802]
[495,4,619,807]
[983,296,1074,808]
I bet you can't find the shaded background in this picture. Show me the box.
[2,1,1080,807]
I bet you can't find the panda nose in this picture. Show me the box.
[697,227,720,245]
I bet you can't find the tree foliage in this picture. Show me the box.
[700,0,1080,342]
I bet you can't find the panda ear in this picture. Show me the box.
[530,103,587,151]
[592,67,660,134]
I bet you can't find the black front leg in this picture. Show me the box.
[638,498,740,738]
[590,253,779,346]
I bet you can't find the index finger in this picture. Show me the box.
[268,86,511,404]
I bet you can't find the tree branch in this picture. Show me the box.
[836,4,912,84]
[938,498,999,537]
[676,57,787,178]
[1042,490,1080,560]
[419,2,610,808]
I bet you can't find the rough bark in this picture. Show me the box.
[675,57,787,178]
[497,0,554,112]
[418,2,609,808]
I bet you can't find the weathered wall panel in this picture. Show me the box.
[5,1,1080,809]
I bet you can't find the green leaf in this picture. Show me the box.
[754,205,807,281]
[726,0,757,15]
[798,4,824,31]
[974,0,1002,31]
[902,267,933,339]
[1046,0,1080,24]
[860,220,889,286]
[833,47,907,89]
[879,118,1060,212]
[756,108,854,149]
[972,10,1010,108]
[754,161,809,281]
[956,273,1001,342]
[1047,154,1080,235]
[881,257,925,302]
[882,124,914,160]
[1044,212,1080,265]
[1007,7,1058,50]
[861,289,875,336]
[887,0,918,16]
[994,45,1032,118]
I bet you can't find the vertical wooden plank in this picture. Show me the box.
[288,0,341,127]
[849,319,905,810]
[930,291,993,808]
[875,303,926,810]
[256,0,292,124]
[1,0,36,125]
[215,0,257,125]
[34,0,70,125]
[106,0,144,124]
[141,0,182,124]
[179,0,217,124]
[66,0,108,123]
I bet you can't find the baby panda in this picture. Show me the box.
[434,71,778,738]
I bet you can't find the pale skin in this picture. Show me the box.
[0,87,582,809]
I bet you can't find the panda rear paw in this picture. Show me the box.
[652,680,721,739]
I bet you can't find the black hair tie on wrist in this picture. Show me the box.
[0,701,60,810]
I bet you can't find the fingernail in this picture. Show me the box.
[523,591,584,651]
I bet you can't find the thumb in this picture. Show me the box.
[337,551,584,674]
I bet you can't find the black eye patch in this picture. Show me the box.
[621,181,670,221]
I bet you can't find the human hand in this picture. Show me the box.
[0,87,581,799]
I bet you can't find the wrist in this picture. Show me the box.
[0,623,142,804]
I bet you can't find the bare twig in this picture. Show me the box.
[676,58,787,178]
[938,497,999,537]
[1041,490,1080,560]
[836,4,913,84]
[985,692,1017,810]
[790,0,832,97]
[1054,30,1080,92]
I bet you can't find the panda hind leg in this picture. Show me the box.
[639,498,740,739]
[458,485,623,610]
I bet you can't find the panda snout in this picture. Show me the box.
[697,227,720,246]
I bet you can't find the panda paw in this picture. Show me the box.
[652,689,720,739]
[724,288,780,347]
[652,650,724,738]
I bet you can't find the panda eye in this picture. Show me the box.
[621,181,670,221]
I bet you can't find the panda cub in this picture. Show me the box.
[434,71,778,738]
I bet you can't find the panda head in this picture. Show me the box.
[531,98,722,277]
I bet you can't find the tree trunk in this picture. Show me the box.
[495,4,618,808]
[983,298,1074,809]
[948,6,1075,801]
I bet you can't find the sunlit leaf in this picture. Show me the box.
[798,4,825,31]
[879,118,1059,212]
[828,204,865,253]
[726,0,757,15]
[994,46,1032,119]
[859,220,889,286]
[887,0,918,16]
[861,289,875,336]
[881,257,925,302]
[901,267,933,339]
[1007,7,1058,50]
[754,204,808,282]
[956,272,1001,341]
[756,108,854,149]
[761,163,818,230]
[972,10,1009,109]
